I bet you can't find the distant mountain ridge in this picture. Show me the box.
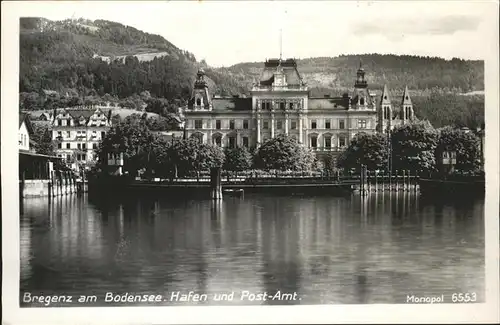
[217,54,484,96]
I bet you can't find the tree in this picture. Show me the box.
[196,143,225,173]
[337,133,389,172]
[254,134,315,171]
[391,121,439,173]
[95,115,155,176]
[30,123,55,155]
[223,146,252,173]
[436,126,481,173]
[168,139,224,178]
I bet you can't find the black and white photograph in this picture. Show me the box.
[2,0,499,324]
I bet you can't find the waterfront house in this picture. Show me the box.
[19,113,34,152]
[51,106,112,165]
[181,58,416,160]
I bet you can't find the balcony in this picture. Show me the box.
[310,146,346,152]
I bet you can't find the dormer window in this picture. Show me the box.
[384,96,387,100]
[360,98,365,105]
[196,98,202,106]
[405,96,409,100]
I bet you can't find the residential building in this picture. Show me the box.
[19,113,34,152]
[181,58,415,158]
[51,106,112,164]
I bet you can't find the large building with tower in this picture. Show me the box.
[181,58,415,155]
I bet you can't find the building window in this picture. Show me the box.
[93,143,97,149]
[229,120,235,130]
[311,136,317,148]
[58,143,62,149]
[191,133,203,143]
[277,120,282,129]
[289,103,294,110]
[66,154,71,161]
[66,131,71,138]
[324,136,332,148]
[325,120,331,129]
[384,96,387,100]
[216,120,221,130]
[77,143,81,150]
[263,101,271,110]
[291,121,297,129]
[196,98,202,106]
[360,97,365,105]
[195,119,203,129]
[58,120,62,126]
[339,120,345,129]
[358,119,367,129]
[101,131,106,139]
[243,120,249,129]
[66,143,70,149]
[57,131,62,138]
[280,102,285,110]
[228,137,236,149]
[339,136,346,147]
[263,121,269,129]
[214,136,222,147]
[384,106,390,119]
[82,143,86,150]
[243,137,249,148]
[311,120,317,129]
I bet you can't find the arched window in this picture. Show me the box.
[324,134,332,148]
[360,97,365,105]
[196,98,202,106]
[213,134,222,147]
[338,135,347,148]
[310,135,318,148]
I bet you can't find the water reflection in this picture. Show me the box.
[20,192,484,305]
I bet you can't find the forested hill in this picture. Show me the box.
[19,17,246,115]
[19,17,484,129]
[219,54,484,95]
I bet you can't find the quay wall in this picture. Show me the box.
[19,177,88,198]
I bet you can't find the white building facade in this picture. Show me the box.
[51,107,112,164]
[182,58,415,157]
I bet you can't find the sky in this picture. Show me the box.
[7,1,496,67]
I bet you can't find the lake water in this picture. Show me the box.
[19,192,485,306]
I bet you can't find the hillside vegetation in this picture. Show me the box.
[19,17,484,129]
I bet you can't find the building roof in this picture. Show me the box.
[259,58,303,86]
[19,113,34,134]
[212,97,253,111]
[57,107,112,122]
[19,151,62,159]
[380,85,392,105]
[308,97,348,110]
[402,85,412,105]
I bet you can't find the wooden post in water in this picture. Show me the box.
[407,170,411,192]
[374,170,378,192]
[402,169,406,192]
[360,165,368,196]
[210,167,222,200]
[414,170,419,192]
